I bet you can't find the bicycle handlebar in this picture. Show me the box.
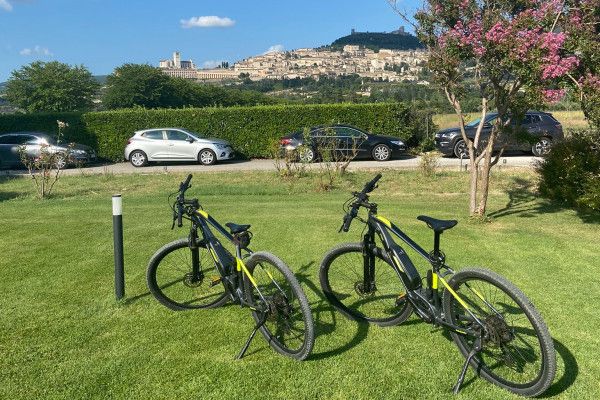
[362,173,381,195]
[339,174,381,232]
[174,174,194,228]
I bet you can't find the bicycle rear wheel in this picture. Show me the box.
[442,268,556,397]
[243,252,314,360]
[147,238,229,310]
[319,242,412,327]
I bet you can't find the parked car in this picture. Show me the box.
[279,125,407,162]
[435,111,564,158]
[0,132,96,169]
[124,128,235,167]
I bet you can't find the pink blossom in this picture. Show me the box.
[542,89,566,103]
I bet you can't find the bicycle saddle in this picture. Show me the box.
[225,222,251,234]
[417,215,458,233]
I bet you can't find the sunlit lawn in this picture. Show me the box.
[0,170,598,399]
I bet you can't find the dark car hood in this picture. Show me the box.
[370,134,404,142]
[437,127,461,135]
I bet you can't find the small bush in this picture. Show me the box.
[419,151,441,177]
[537,129,600,211]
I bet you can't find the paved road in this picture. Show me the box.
[1,153,540,176]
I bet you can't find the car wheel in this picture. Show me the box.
[298,147,315,163]
[532,137,552,157]
[54,153,67,169]
[453,139,469,159]
[130,150,148,167]
[198,149,217,165]
[372,144,391,161]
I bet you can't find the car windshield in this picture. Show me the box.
[466,116,497,127]
[45,135,59,145]
[183,130,204,139]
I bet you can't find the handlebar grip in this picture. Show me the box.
[177,204,183,227]
[362,173,382,194]
[341,207,358,232]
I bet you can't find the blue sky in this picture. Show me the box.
[0,0,420,81]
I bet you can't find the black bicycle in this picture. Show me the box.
[319,174,556,396]
[147,174,314,360]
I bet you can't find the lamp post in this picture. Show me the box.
[112,194,124,300]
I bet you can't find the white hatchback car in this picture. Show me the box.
[124,128,235,167]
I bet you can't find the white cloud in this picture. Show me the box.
[202,60,225,69]
[180,16,235,28]
[263,44,284,54]
[20,45,53,56]
[0,0,13,11]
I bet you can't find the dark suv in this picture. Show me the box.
[435,111,564,158]
[279,125,407,162]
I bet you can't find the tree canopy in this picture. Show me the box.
[102,63,276,109]
[5,61,99,113]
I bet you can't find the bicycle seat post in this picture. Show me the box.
[433,232,441,257]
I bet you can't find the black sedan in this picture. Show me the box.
[0,132,97,169]
[435,111,564,158]
[279,125,407,162]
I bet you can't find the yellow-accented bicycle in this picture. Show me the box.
[147,174,314,360]
[319,174,556,396]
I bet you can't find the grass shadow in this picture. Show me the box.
[489,177,600,224]
[294,261,370,360]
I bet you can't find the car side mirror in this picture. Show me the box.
[186,137,195,143]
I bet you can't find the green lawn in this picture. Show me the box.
[0,170,598,399]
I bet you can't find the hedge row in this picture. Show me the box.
[0,103,431,161]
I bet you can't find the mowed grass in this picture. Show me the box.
[433,110,589,131]
[0,170,598,399]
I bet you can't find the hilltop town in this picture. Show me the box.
[159,29,429,83]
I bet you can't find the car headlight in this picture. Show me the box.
[390,140,405,146]
[215,143,229,150]
[72,149,86,155]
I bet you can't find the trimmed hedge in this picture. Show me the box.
[0,103,430,161]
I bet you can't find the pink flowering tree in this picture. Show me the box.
[389,0,581,217]
[560,0,600,126]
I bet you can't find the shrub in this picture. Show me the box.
[0,103,431,161]
[537,129,600,211]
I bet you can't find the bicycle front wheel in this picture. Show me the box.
[147,239,229,310]
[243,252,314,360]
[319,242,412,327]
[442,268,556,397]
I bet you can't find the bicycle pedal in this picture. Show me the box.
[209,276,222,287]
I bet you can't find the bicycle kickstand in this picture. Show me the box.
[236,312,268,360]
[452,337,482,395]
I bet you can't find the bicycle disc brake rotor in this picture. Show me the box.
[354,281,376,296]
[183,272,204,288]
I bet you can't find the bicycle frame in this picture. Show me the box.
[364,211,485,337]
[185,209,270,311]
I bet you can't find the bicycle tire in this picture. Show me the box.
[243,252,314,360]
[442,268,556,397]
[147,238,229,311]
[319,242,413,327]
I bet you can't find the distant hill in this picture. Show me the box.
[329,32,424,51]
[93,75,108,85]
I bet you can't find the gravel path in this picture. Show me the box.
[1,153,540,176]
